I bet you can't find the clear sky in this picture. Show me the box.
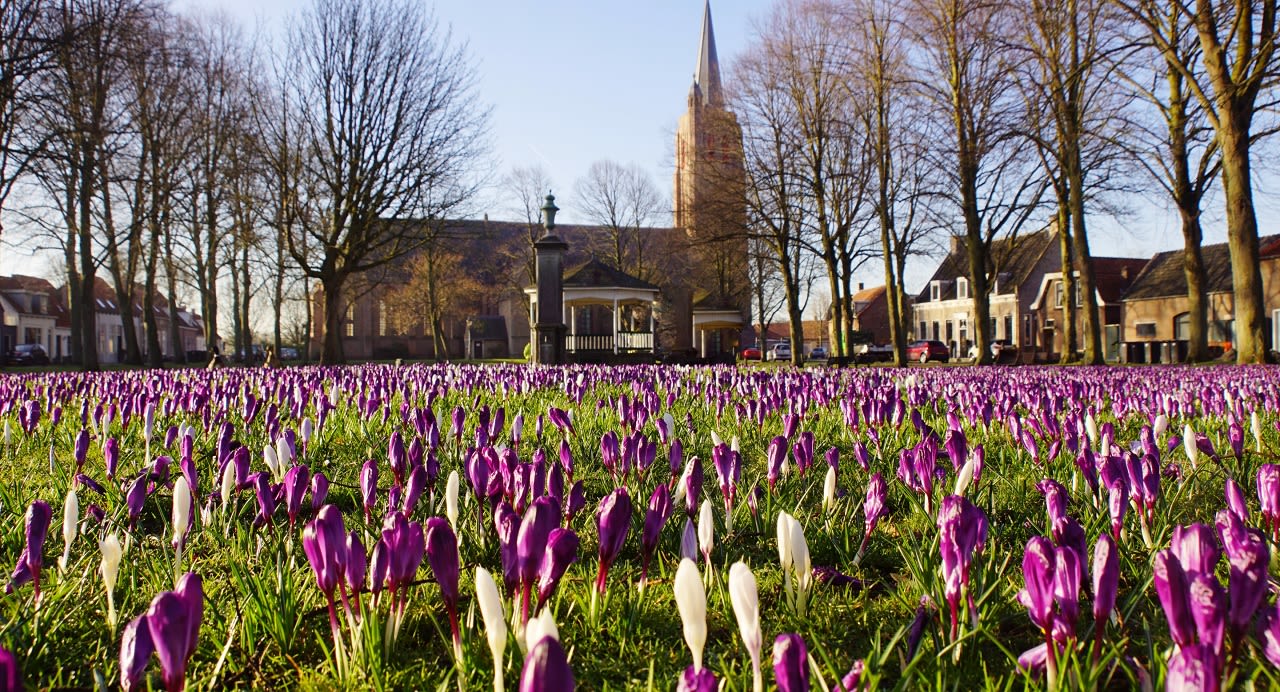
[4,0,1271,304]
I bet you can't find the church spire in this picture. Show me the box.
[694,0,723,108]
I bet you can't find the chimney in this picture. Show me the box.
[857,282,864,291]
[950,235,964,255]
[1120,266,1130,281]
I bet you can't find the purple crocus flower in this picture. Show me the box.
[766,436,787,492]
[537,527,579,609]
[251,473,275,527]
[425,517,461,653]
[1052,546,1082,638]
[402,465,427,516]
[7,500,52,598]
[1019,536,1056,632]
[74,428,90,470]
[517,497,561,622]
[566,481,586,521]
[936,494,987,637]
[1257,464,1280,538]
[1224,478,1248,521]
[310,472,330,511]
[344,531,367,609]
[772,633,809,692]
[1107,481,1127,542]
[677,665,717,692]
[126,474,148,530]
[388,431,407,487]
[120,614,155,691]
[1091,534,1119,626]
[146,579,202,692]
[595,488,632,594]
[303,506,347,601]
[1225,528,1268,637]
[360,459,379,523]
[105,437,120,481]
[1170,523,1219,578]
[519,636,575,692]
[1166,643,1219,692]
[282,464,310,527]
[1187,572,1226,655]
[641,484,672,583]
[1153,549,1195,648]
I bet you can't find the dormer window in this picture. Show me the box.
[956,277,969,299]
[930,281,941,301]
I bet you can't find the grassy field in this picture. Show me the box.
[0,362,1276,690]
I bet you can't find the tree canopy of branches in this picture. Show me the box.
[573,160,663,282]
[282,0,489,364]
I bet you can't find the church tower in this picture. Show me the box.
[671,1,750,358]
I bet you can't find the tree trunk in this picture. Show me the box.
[960,161,992,365]
[229,245,243,359]
[1180,209,1209,361]
[320,274,347,364]
[77,151,99,371]
[1056,202,1076,364]
[240,239,251,354]
[1067,148,1102,365]
[203,189,220,356]
[1219,110,1267,363]
[144,222,164,369]
[163,220,186,364]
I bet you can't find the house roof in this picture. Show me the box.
[1122,236,1280,301]
[915,229,1056,303]
[850,285,886,314]
[0,275,70,326]
[563,258,659,291]
[1091,257,1149,303]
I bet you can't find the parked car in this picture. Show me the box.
[854,343,894,364]
[740,346,763,361]
[809,346,828,361]
[279,347,301,360]
[967,339,1019,363]
[907,340,950,363]
[768,343,793,362]
[8,343,50,366]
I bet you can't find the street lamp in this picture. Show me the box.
[533,192,568,365]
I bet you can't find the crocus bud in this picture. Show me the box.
[525,607,559,651]
[680,518,698,562]
[1091,534,1118,624]
[101,532,123,627]
[677,665,718,692]
[518,636,575,692]
[476,566,508,692]
[120,615,154,691]
[728,561,762,692]
[146,588,199,692]
[822,465,837,512]
[445,470,460,532]
[104,438,119,480]
[1183,423,1198,469]
[360,460,378,522]
[537,528,579,608]
[171,477,192,551]
[1018,536,1055,631]
[697,500,714,566]
[674,558,707,672]
[1153,549,1194,648]
[772,633,809,692]
[310,472,330,510]
[59,488,79,572]
[595,488,632,593]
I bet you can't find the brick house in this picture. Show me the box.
[1026,256,1148,362]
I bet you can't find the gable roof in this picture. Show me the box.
[915,229,1056,303]
[562,258,659,291]
[1091,257,1149,303]
[1122,236,1280,301]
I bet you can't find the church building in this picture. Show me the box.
[309,2,751,363]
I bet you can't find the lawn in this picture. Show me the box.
[0,362,1276,690]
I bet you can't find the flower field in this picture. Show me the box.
[1,363,1279,690]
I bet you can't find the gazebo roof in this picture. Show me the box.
[562,259,659,291]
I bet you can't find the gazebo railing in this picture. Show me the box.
[567,331,654,353]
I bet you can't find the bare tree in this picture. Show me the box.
[282,0,489,364]
[909,0,1044,365]
[0,0,53,243]
[1119,3,1220,361]
[851,0,940,366]
[732,29,811,366]
[1118,0,1276,363]
[573,160,663,280]
[502,163,553,286]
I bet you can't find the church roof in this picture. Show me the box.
[563,258,659,291]
[693,1,723,108]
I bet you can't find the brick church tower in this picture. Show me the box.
[670,1,750,357]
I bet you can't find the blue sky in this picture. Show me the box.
[5,0,1269,300]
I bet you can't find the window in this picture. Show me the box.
[1055,281,1064,308]
[956,277,969,299]
[1004,316,1013,341]
[345,303,355,337]
[919,321,927,339]
[1173,313,1190,341]
[1135,322,1156,338]
[1209,319,1234,344]
[930,281,941,301]
[945,321,954,343]
[1076,282,1083,307]
[1023,315,1033,343]
[931,321,940,340]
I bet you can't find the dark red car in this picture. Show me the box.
[740,347,763,361]
[907,340,950,364]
